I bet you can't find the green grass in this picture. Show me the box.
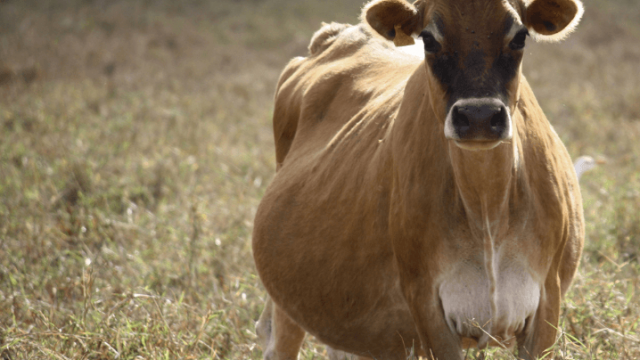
[0,0,639,358]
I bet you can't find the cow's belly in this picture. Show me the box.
[439,261,540,348]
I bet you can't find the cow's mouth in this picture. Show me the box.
[453,139,504,151]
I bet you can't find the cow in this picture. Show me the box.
[252,0,585,358]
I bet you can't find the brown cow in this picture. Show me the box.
[252,0,585,359]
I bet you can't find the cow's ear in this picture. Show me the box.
[362,0,423,44]
[525,0,584,42]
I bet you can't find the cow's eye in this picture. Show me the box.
[509,29,529,50]
[420,31,441,53]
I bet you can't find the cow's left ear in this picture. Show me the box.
[362,0,424,45]
[524,0,584,42]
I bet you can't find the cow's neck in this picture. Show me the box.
[448,141,518,239]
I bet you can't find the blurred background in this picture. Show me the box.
[0,0,639,358]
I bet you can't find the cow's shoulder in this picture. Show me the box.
[515,76,581,219]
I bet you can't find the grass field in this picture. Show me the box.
[1,0,639,359]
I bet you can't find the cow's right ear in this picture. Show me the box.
[524,0,584,42]
[362,0,423,43]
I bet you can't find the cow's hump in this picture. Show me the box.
[308,22,351,56]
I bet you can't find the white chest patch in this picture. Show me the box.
[439,257,540,346]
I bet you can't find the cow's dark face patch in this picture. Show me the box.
[421,10,527,114]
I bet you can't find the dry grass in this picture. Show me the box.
[0,0,638,359]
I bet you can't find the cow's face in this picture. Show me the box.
[364,0,583,151]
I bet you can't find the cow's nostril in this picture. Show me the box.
[490,107,506,131]
[453,107,470,129]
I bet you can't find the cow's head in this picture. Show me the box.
[364,0,583,150]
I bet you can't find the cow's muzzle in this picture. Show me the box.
[444,98,512,150]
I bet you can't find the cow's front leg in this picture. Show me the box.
[393,256,463,360]
[403,281,463,360]
[516,272,562,360]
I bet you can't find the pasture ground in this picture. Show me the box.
[0,0,639,358]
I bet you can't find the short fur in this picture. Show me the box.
[309,22,352,56]
[253,0,584,359]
